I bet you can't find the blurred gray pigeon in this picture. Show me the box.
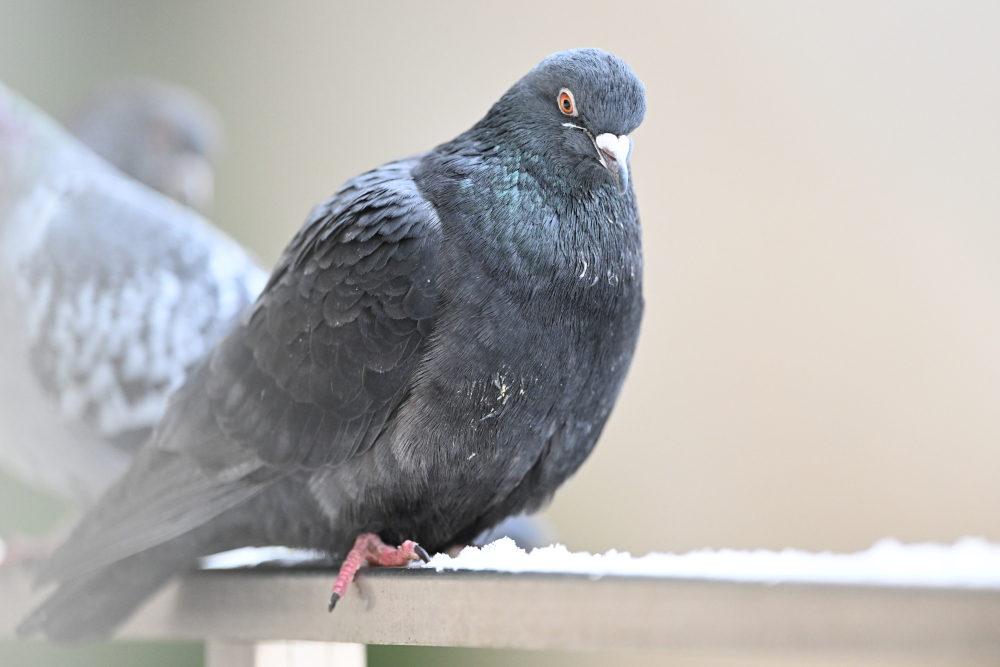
[21,48,646,642]
[0,81,267,509]
[62,79,224,214]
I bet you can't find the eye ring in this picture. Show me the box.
[557,88,578,117]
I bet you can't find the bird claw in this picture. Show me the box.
[328,533,430,611]
[0,535,58,573]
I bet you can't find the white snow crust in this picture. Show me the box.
[424,536,1000,588]
[197,536,1000,589]
[200,546,326,569]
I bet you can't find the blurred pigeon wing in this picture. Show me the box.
[0,81,267,505]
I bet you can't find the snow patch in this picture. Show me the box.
[423,536,1000,589]
[200,546,327,570]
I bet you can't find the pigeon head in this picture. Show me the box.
[481,48,646,193]
[64,79,224,213]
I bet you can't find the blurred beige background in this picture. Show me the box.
[2,1,999,665]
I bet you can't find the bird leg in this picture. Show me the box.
[0,534,58,573]
[328,533,430,611]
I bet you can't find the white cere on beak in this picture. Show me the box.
[595,133,632,188]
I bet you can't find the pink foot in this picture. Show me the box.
[0,535,56,573]
[446,543,471,558]
[328,533,430,610]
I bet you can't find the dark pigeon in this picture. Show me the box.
[20,48,646,641]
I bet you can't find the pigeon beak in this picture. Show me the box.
[165,153,215,213]
[595,133,631,192]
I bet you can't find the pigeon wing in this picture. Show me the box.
[12,170,267,449]
[207,157,441,468]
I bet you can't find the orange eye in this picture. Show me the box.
[557,88,577,116]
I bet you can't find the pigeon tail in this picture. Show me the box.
[18,547,183,642]
[16,525,226,643]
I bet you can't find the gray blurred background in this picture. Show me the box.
[2,1,999,666]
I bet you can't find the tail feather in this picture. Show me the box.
[18,531,207,643]
[18,473,339,643]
